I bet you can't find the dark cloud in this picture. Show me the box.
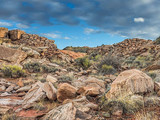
[0,0,160,39]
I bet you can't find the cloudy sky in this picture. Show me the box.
[0,0,159,49]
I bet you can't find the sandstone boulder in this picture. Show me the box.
[0,45,27,64]
[0,27,8,38]
[106,69,154,98]
[57,83,77,102]
[8,29,25,40]
[73,77,105,96]
[43,103,76,120]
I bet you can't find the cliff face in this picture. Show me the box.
[0,27,86,62]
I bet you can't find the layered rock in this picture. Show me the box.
[106,69,154,98]
[0,27,8,38]
[0,45,27,64]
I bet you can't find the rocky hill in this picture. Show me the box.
[0,27,160,119]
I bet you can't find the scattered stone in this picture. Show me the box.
[57,83,77,102]
[74,77,105,96]
[46,75,57,83]
[16,85,31,93]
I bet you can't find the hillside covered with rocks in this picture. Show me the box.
[0,27,160,120]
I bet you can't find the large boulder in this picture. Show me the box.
[0,45,27,64]
[106,69,154,98]
[8,29,25,40]
[57,83,77,102]
[0,27,8,38]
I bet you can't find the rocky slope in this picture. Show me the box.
[0,27,160,120]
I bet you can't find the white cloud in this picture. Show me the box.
[134,17,145,23]
[42,33,61,39]
[16,23,29,29]
[0,21,12,27]
[84,28,103,34]
[64,37,70,40]
[42,33,70,40]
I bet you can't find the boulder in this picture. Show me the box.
[43,102,91,120]
[8,29,25,40]
[73,77,105,96]
[42,103,76,120]
[57,83,77,102]
[22,81,57,109]
[43,82,57,100]
[106,69,154,98]
[0,45,27,64]
[0,27,8,38]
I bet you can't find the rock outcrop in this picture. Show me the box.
[0,27,8,38]
[0,45,27,64]
[106,69,154,98]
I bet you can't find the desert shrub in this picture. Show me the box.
[24,62,41,73]
[89,52,102,61]
[24,62,58,73]
[147,71,157,79]
[0,65,25,78]
[42,65,58,73]
[99,95,143,115]
[51,59,65,66]
[33,101,46,111]
[57,75,74,84]
[2,113,17,120]
[97,55,121,75]
[101,64,116,75]
[154,36,160,44]
[75,56,92,69]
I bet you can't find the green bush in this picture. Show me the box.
[101,64,116,75]
[99,95,143,115]
[23,62,41,73]
[75,57,92,69]
[57,75,73,84]
[154,36,160,44]
[0,65,25,78]
[23,62,58,73]
[97,55,120,75]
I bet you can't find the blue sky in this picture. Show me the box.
[0,0,159,49]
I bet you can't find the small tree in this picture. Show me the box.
[154,36,160,44]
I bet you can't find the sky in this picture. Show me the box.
[0,0,159,49]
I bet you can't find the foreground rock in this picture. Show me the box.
[43,102,91,120]
[73,77,105,96]
[106,69,154,98]
[57,83,77,102]
[22,81,57,109]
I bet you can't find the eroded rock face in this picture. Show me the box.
[57,83,77,102]
[8,30,25,40]
[106,69,154,98]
